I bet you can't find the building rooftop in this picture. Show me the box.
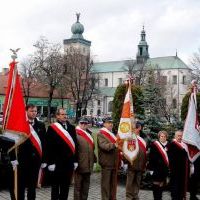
[0,74,69,99]
[92,56,190,73]
[98,87,116,97]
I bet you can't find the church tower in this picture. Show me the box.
[136,26,149,64]
[63,13,91,57]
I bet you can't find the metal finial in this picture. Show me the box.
[10,48,20,61]
[76,13,80,22]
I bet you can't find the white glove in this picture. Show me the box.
[41,163,47,169]
[190,163,194,176]
[149,171,154,175]
[123,164,128,172]
[74,163,78,170]
[48,164,56,171]
[11,160,19,170]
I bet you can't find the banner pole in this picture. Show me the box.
[14,147,18,200]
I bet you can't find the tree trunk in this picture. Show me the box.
[47,87,54,123]
[75,102,82,123]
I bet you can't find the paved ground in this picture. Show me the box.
[0,173,199,200]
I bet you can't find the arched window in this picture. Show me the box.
[97,109,101,116]
[108,101,113,112]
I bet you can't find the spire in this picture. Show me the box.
[136,26,149,64]
[76,13,80,22]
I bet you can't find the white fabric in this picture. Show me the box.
[183,92,200,149]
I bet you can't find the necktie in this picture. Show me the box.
[29,121,33,126]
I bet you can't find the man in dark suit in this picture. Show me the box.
[47,108,77,200]
[168,130,189,200]
[11,104,47,200]
[148,130,170,200]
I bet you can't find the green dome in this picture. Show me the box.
[71,22,84,35]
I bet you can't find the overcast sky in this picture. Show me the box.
[0,0,200,71]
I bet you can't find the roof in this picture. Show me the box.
[147,56,189,70]
[92,56,189,73]
[0,74,69,99]
[98,87,116,96]
[92,60,131,73]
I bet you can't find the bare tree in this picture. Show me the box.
[190,48,200,84]
[124,60,148,85]
[64,47,98,122]
[32,36,65,122]
[19,56,37,104]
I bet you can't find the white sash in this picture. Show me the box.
[30,125,42,157]
[51,122,75,153]
[100,127,117,143]
[76,126,94,146]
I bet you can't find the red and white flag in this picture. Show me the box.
[3,61,30,145]
[118,80,136,139]
[117,80,139,164]
[183,83,200,162]
[3,61,42,157]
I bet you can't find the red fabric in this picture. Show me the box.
[76,128,94,149]
[187,144,200,161]
[100,129,116,144]
[51,123,75,154]
[29,127,42,158]
[154,141,169,167]
[3,61,30,137]
[138,137,146,155]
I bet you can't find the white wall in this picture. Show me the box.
[90,68,192,116]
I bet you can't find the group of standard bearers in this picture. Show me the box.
[8,104,200,200]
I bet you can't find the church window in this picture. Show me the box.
[140,47,143,56]
[160,76,167,85]
[182,75,186,85]
[172,98,177,109]
[118,78,122,85]
[172,75,177,84]
[97,109,101,115]
[108,101,113,112]
[105,78,108,86]
[97,100,101,106]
